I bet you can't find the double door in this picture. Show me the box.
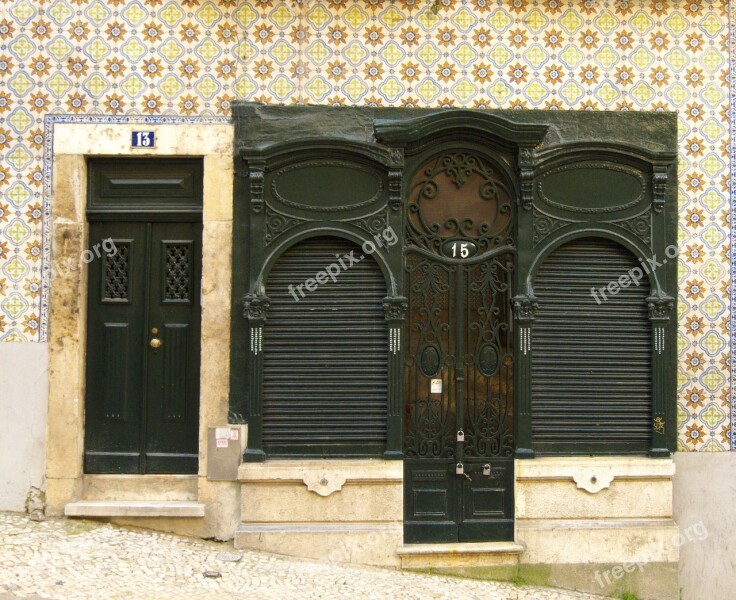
[403,252,515,543]
[84,221,201,474]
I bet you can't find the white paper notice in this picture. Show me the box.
[216,438,229,448]
[215,427,230,440]
[431,379,442,394]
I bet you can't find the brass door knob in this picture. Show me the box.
[150,338,162,349]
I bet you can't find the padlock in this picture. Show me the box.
[456,430,465,442]
[483,464,491,476]
[455,462,464,475]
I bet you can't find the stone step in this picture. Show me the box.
[81,474,198,502]
[397,541,526,569]
[65,501,205,518]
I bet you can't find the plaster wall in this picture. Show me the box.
[674,452,736,600]
[236,460,404,566]
[235,457,679,598]
[0,342,48,511]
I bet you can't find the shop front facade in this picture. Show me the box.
[1,2,735,599]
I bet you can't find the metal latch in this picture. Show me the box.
[456,430,465,442]
[483,464,491,476]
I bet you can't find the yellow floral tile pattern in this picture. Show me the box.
[0,0,731,450]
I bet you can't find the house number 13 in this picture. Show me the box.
[132,131,155,148]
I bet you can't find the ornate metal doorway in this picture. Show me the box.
[403,153,515,543]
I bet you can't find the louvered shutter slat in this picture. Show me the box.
[263,237,388,456]
[531,237,652,454]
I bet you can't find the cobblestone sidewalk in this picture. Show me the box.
[0,513,607,600]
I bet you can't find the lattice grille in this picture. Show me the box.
[103,243,129,300]
[165,244,191,300]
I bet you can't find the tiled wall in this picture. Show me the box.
[0,0,732,450]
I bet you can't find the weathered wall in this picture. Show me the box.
[673,451,736,600]
[0,342,47,511]
[0,1,733,595]
[0,0,731,449]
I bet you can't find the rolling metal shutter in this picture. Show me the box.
[263,236,388,456]
[531,237,652,454]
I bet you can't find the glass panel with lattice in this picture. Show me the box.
[164,243,191,301]
[103,242,130,301]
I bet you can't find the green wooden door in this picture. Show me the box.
[84,221,201,474]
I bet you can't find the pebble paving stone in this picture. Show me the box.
[0,513,609,600]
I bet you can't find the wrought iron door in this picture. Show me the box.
[403,153,515,543]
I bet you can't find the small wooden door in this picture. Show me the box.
[84,220,202,473]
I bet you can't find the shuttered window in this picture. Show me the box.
[263,236,388,457]
[531,237,652,454]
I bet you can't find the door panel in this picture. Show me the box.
[145,223,201,473]
[85,221,201,474]
[403,460,459,543]
[459,459,514,541]
[403,257,516,542]
[102,323,130,421]
[85,222,146,473]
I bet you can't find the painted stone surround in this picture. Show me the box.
[0,0,733,450]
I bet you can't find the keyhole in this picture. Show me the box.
[590,476,597,485]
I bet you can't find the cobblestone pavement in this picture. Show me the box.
[0,513,607,600]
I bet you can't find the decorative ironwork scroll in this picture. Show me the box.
[463,259,514,458]
[406,153,514,255]
[404,151,516,460]
[404,256,456,459]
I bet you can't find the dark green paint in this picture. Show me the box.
[539,166,644,210]
[87,158,203,221]
[230,105,677,467]
[85,160,202,474]
[261,236,389,458]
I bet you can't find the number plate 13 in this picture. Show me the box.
[132,131,155,148]
[442,239,478,259]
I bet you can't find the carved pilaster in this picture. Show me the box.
[519,146,535,211]
[243,292,270,322]
[249,160,266,214]
[383,296,408,323]
[513,293,538,458]
[512,294,539,324]
[243,293,270,357]
[383,295,407,458]
[242,292,269,460]
[388,168,403,212]
[647,292,673,458]
[652,166,668,214]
